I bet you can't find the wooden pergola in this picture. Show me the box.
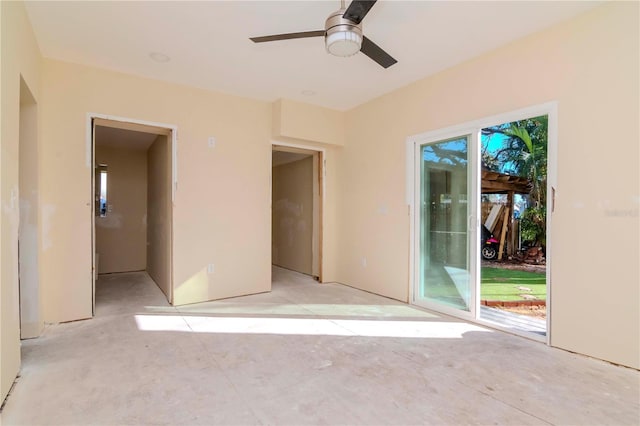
[481,170,532,258]
[481,170,532,195]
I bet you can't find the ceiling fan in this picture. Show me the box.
[250,0,397,69]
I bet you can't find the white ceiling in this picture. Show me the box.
[95,126,158,151]
[25,1,600,111]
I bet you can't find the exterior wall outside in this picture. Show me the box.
[95,143,148,274]
[339,2,639,368]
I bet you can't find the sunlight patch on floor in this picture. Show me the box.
[134,314,492,338]
[174,303,439,318]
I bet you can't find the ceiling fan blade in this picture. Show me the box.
[361,36,397,69]
[250,30,324,43]
[343,0,377,24]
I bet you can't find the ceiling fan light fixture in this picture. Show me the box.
[326,29,362,57]
[250,1,397,68]
[324,7,363,58]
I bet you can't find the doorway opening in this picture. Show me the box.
[271,144,323,282]
[479,115,549,336]
[18,76,41,339]
[91,118,174,313]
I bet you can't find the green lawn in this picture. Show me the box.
[481,267,546,301]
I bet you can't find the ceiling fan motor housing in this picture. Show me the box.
[325,8,363,57]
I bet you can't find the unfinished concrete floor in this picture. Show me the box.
[1,267,638,425]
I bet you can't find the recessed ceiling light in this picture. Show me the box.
[301,90,316,96]
[149,52,170,63]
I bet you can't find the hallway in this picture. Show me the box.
[1,268,638,425]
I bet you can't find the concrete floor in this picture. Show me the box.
[1,267,638,425]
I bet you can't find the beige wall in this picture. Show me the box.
[19,79,41,339]
[338,2,639,368]
[272,156,313,275]
[0,4,3,398]
[273,99,345,146]
[95,142,147,274]
[1,3,636,402]
[38,58,343,316]
[1,0,42,402]
[40,58,275,318]
[146,135,171,300]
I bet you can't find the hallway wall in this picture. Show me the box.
[146,135,171,299]
[95,143,148,274]
[272,156,313,275]
[0,0,42,402]
[18,79,41,339]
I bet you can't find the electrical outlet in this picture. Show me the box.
[207,263,215,274]
[208,137,216,148]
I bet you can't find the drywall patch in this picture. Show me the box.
[3,186,20,239]
[3,187,19,214]
[95,212,124,229]
[41,204,57,251]
[3,186,21,291]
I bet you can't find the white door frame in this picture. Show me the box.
[270,140,326,282]
[86,113,178,313]
[406,102,557,344]
[409,129,480,321]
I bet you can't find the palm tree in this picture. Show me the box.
[483,116,548,247]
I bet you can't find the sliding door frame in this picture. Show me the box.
[410,129,480,321]
[406,102,557,344]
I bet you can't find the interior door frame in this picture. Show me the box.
[87,113,178,314]
[270,140,326,282]
[406,102,557,344]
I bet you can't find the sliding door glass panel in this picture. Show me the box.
[419,136,471,311]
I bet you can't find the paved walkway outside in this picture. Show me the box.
[480,305,547,336]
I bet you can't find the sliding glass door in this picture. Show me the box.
[415,135,476,317]
[411,105,554,341]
